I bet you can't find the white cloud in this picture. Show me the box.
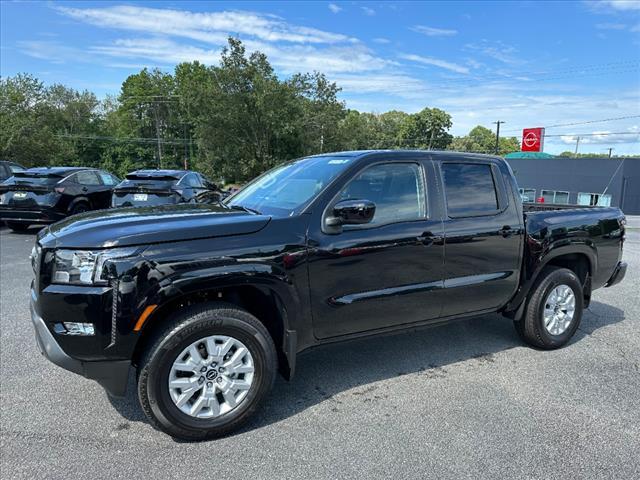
[48,4,401,77]
[594,0,640,11]
[91,38,221,65]
[56,5,351,44]
[399,53,469,74]
[260,44,393,74]
[361,7,376,16]
[596,22,628,29]
[373,37,391,44]
[328,3,342,13]
[560,127,640,145]
[464,40,523,65]
[333,73,427,98]
[411,25,458,37]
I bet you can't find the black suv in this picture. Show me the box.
[0,160,26,182]
[111,169,220,208]
[0,167,119,231]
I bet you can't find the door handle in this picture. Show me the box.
[499,225,516,237]
[82,187,88,193]
[417,232,442,246]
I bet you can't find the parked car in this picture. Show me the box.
[30,151,627,440]
[0,167,119,231]
[111,169,221,208]
[0,160,26,183]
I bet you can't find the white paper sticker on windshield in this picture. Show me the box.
[328,159,350,164]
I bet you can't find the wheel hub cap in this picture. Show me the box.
[168,335,255,418]
[543,285,576,336]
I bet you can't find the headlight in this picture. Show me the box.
[52,247,138,285]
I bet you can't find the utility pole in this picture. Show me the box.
[183,124,189,170]
[607,148,614,158]
[574,137,581,157]
[493,120,505,154]
[151,98,163,169]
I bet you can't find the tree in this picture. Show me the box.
[0,38,463,183]
[290,71,345,155]
[397,108,453,150]
[449,125,519,155]
[0,74,103,167]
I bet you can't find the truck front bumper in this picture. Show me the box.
[30,299,130,397]
[605,261,627,288]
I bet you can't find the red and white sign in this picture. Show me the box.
[521,127,545,152]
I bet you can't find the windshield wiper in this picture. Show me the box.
[226,204,262,215]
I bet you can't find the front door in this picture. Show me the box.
[307,160,446,339]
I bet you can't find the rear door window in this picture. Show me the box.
[75,171,102,186]
[442,163,500,217]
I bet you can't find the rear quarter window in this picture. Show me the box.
[99,172,119,185]
[442,163,499,217]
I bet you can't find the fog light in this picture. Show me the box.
[57,322,95,336]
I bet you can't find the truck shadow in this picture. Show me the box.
[107,300,625,437]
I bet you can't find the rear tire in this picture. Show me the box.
[69,203,89,215]
[515,266,583,349]
[137,302,277,440]
[6,221,30,232]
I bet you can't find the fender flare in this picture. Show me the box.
[67,196,92,213]
[134,264,302,377]
[506,242,597,317]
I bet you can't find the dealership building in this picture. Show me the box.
[503,153,640,215]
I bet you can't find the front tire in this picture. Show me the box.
[137,302,277,440]
[515,266,584,349]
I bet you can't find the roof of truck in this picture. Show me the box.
[309,150,502,160]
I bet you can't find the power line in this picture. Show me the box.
[55,133,191,146]
[502,115,640,133]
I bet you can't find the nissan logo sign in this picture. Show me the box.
[524,132,538,147]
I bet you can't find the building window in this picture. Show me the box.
[578,192,612,207]
[519,188,536,202]
[541,189,570,204]
[554,191,569,204]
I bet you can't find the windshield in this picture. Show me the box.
[227,155,354,216]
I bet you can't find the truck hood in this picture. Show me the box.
[38,204,271,249]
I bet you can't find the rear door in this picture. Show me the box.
[73,170,107,209]
[438,157,522,316]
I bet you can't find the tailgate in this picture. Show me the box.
[0,184,57,208]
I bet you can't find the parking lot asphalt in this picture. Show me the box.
[1,223,639,480]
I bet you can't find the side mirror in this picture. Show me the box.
[330,199,376,226]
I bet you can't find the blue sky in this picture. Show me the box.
[1,0,639,154]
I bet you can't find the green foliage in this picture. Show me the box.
[557,151,615,158]
[398,108,453,150]
[449,125,520,155]
[0,38,460,183]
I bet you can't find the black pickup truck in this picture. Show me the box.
[29,150,627,440]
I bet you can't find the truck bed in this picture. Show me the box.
[522,202,599,212]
